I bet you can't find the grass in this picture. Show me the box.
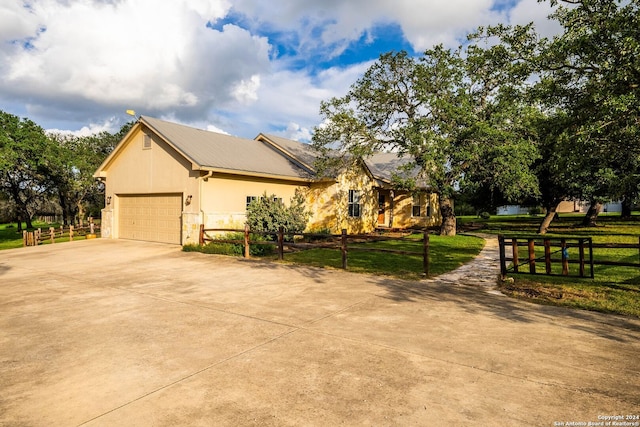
[0,221,98,249]
[280,233,485,280]
[459,213,640,317]
[0,222,32,250]
[184,232,485,281]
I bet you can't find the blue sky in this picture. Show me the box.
[0,0,559,140]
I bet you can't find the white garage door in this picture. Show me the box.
[118,194,182,244]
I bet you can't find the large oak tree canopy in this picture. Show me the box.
[312,29,542,235]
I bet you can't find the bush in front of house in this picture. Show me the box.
[183,232,275,257]
[246,189,310,235]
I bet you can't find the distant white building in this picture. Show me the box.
[496,205,531,215]
[497,200,622,216]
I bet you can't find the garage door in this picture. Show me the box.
[118,194,182,244]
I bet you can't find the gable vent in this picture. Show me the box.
[143,134,152,149]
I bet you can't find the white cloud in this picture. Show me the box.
[0,0,562,139]
[509,0,562,38]
[231,0,505,53]
[46,117,120,137]
[231,74,261,104]
[0,0,269,123]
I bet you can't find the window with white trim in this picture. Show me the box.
[348,190,361,217]
[412,194,423,217]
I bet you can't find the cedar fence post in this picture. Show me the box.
[244,224,250,258]
[277,227,284,260]
[50,227,55,244]
[69,225,74,241]
[528,239,536,274]
[22,230,27,247]
[423,231,429,277]
[511,238,519,273]
[589,238,595,279]
[341,229,348,269]
[561,238,569,275]
[199,224,205,245]
[544,239,551,274]
[498,235,506,277]
[579,239,586,277]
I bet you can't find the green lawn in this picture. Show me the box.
[185,232,485,281]
[0,222,31,250]
[460,214,640,317]
[0,221,98,249]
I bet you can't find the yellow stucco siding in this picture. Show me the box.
[104,130,198,196]
[100,128,200,243]
[305,162,377,234]
[390,192,441,228]
[200,174,306,229]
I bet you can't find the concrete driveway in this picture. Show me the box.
[1,239,638,426]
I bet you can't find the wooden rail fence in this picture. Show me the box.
[200,225,431,276]
[23,222,100,246]
[498,235,640,278]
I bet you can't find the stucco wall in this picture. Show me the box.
[100,128,200,244]
[391,192,441,229]
[306,162,377,234]
[200,174,306,229]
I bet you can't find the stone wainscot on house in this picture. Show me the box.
[94,116,441,245]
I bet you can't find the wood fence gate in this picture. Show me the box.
[498,235,594,278]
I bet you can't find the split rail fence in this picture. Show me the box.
[23,222,100,247]
[498,235,640,278]
[200,225,431,276]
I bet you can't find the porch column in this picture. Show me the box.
[388,190,394,228]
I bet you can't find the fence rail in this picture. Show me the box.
[200,225,431,276]
[23,222,100,247]
[498,234,640,278]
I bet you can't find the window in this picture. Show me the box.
[412,194,423,217]
[348,190,361,217]
[246,196,257,209]
[143,134,152,149]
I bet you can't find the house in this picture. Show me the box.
[94,116,440,245]
[497,200,623,216]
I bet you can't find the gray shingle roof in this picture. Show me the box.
[258,134,319,170]
[141,116,313,180]
[136,117,427,187]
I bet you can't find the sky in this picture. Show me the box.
[0,0,561,141]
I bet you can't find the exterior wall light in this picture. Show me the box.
[106,196,112,205]
[185,195,192,206]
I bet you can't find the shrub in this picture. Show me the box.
[183,232,275,257]
[246,189,310,234]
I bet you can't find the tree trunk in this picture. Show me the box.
[538,203,559,235]
[58,193,71,226]
[582,201,602,227]
[25,214,33,230]
[439,196,456,236]
[621,197,632,219]
[77,202,85,226]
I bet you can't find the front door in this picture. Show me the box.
[378,194,386,225]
